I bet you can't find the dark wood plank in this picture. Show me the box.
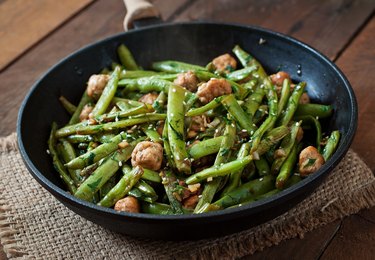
[335,15,375,171]
[241,221,341,260]
[358,207,375,224]
[174,0,375,60]
[0,0,187,137]
[321,215,375,260]
[0,0,95,71]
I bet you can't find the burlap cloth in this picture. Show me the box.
[0,133,374,259]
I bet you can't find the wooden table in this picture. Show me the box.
[1,0,374,259]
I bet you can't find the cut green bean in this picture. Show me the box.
[68,91,93,125]
[48,123,76,194]
[276,143,302,189]
[277,79,291,116]
[294,103,333,119]
[59,96,77,115]
[186,96,224,117]
[167,85,191,174]
[322,130,340,161]
[188,136,224,160]
[117,44,139,70]
[277,82,306,126]
[98,166,143,207]
[152,60,206,73]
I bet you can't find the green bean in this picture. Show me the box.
[75,147,135,201]
[48,123,76,194]
[160,170,184,214]
[65,132,128,169]
[112,97,145,107]
[95,104,154,123]
[253,104,268,124]
[277,79,291,116]
[250,87,278,153]
[66,134,94,143]
[90,67,121,117]
[117,44,139,70]
[58,139,82,185]
[141,202,193,215]
[255,156,271,176]
[194,123,237,212]
[232,45,273,89]
[97,165,143,207]
[221,94,257,134]
[186,155,253,185]
[152,60,206,73]
[276,143,302,189]
[226,65,258,82]
[213,175,275,209]
[135,179,157,198]
[128,187,157,203]
[167,85,191,174]
[220,142,250,197]
[188,136,224,160]
[152,91,167,113]
[119,77,173,93]
[294,103,333,119]
[59,96,77,115]
[322,130,340,161]
[277,82,306,126]
[56,113,166,137]
[256,125,290,156]
[271,121,301,174]
[141,124,162,143]
[243,79,258,94]
[162,118,176,169]
[142,168,162,183]
[99,174,118,199]
[295,115,322,150]
[120,70,177,79]
[243,87,265,117]
[68,91,93,125]
[186,96,224,117]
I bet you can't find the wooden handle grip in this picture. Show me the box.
[123,0,160,31]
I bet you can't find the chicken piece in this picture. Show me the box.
[174,71,199,92]
[270,71,291,86]
[114,196,140,213]
[212,53,237,73]
[299,92,310,104]
[86,74,110,99]
[197,78,232,104]
[131,141,163,171]
[182,194,199,209]
[79,104,93,121]
[138,93,158,105]
[298,146,325,176]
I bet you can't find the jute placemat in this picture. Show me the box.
[0,133,374,259]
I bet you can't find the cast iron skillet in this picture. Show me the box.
[17,19,357,240]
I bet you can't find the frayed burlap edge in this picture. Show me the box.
[0,133,28,258]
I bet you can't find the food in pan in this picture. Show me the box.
[48,44,340,214]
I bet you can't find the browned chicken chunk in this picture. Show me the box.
[114,196,140,213]
[173,71,199,92]
[299,92,310,104]
[79,104,93,121]
[212,53,237,73]
[86,74,110,99]
[270,71,291,86]
[196,78,232,104]
[131,141,163,171]
[138,93,158,105]
[298,146,325,176]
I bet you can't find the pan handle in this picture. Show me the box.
[122,0,162,31]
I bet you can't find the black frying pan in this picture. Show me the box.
[17,2,357,240]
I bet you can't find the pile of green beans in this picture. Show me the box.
[49,44,340,215]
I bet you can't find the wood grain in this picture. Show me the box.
[174,0,375,60]
[321,215,375,259]
[336,14,375,171]
[242,221,341,260]
[0,0,95,71]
